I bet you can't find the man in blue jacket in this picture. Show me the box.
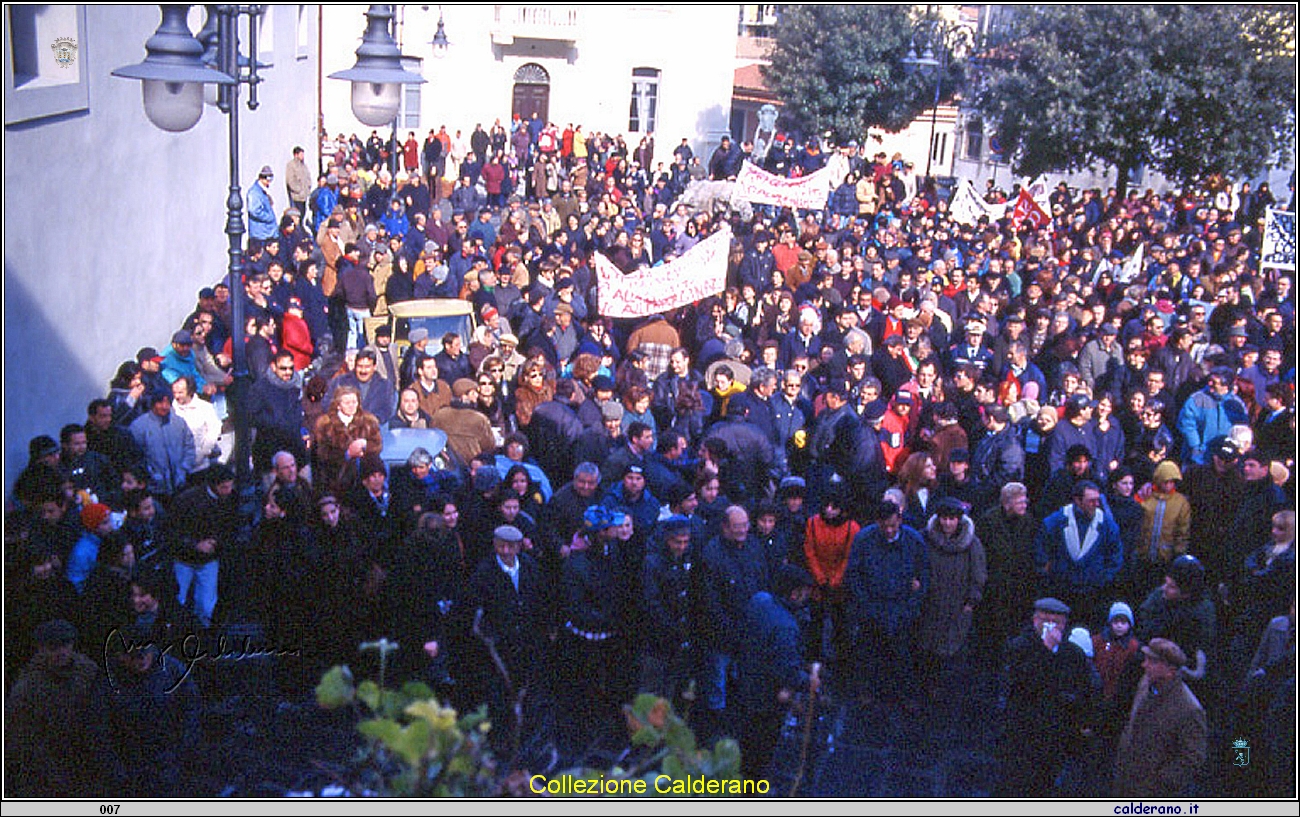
[246,165,277,248]
[1177,367,1248,464]
[736,564,821,779]
[844,499,928,710]
[1034,479,1123,628]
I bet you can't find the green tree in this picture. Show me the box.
[762,6,964,144]
[973,6,1296,198]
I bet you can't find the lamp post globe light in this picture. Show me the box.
[328,4,426,127]
[113,4,424,481]
[111,4,234,132]
[431,7,450,59]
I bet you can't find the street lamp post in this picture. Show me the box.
[114,4,424,483]
[902,19,966,185]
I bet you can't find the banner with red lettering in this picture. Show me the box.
[595,225,731,318]
[735,161,834,210]
[1010,188,1051,230]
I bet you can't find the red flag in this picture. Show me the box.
[1011,189,1051,231]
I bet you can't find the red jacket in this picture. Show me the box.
[281,313,314,371]
[879,406,911,473]
[804,515,860,589]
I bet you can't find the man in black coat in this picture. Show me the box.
[994,597,1094,798]
[247,350,305,474]
[974,482,1040,663]
[697,505,771,740]
[470,525,551,745]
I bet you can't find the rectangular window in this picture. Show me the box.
[256,6,274,63]
[629,67,660,134]
[932,132,947,166]
[4,4,88,125]
[964,121,983,161]
[295,5,309,60]
[399,56,421,129]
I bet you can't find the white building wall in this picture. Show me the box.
[3,5,318,490]
[321,5,735,158]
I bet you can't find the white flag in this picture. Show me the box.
[1118,243,1144,284]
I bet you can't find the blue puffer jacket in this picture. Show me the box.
[1177,387,1248,464]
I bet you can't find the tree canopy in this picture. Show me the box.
[761,5,964,144]
[973,6,1297,197]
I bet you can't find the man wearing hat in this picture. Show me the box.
[246,164,278,248]
[558,506,637,751]
[601,462,659,554]
[470,523,549,746]
[65,503,114,594]
[735,563,821,779]
[397,326,432,391]
[995,596,1094,797]
[430,378,496,465]
[6,619,101,796]
[947,316,994,374]
[129,387,196,499]
[641,514,696,701]
[1113,638,1206,797]
[1176,366,1248,464]
[160,329,207,396]
[1181,436,1248,590]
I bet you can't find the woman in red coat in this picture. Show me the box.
[804,485,860,667]
[281,298,314,371]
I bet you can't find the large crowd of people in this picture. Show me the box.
[5,113,1296,797]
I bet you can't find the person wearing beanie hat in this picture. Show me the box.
[66,504,114,594]
[28,435,61,466]
[1067,626,1094,658]
[803,485,860,668]
[1113,638,1206,798]
[1092,601,1141,706]
[642,512,696,700]
[916,492,985,674]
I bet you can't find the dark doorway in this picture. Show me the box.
[511,63,550,123]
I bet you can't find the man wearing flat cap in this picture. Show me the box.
[995,597,1094,797]
[469,523,549,745]
[1113,638,1206,797]
[247,164,278,248]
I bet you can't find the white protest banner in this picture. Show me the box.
[734,161,834,210]
[595,224,731,318]
[1261,208,1296,272]
[948,178,1006,226]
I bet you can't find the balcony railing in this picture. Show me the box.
[491,5,581,45]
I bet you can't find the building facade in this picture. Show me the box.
[320,5,737,161]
